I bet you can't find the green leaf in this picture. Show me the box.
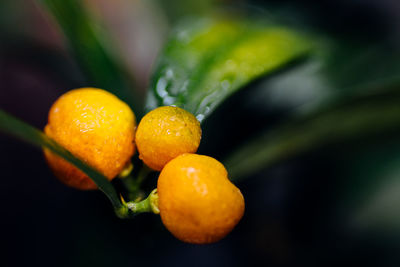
[146,17,312,122]
[318,40,400,100]
[338,145,400,230]
[0,109,122,211]
[39,0,142,115]
[224,89,400,181]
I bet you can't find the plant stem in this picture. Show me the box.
[117,189,159,218]
[120,165,152,200]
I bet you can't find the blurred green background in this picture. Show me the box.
[2,0,400,266]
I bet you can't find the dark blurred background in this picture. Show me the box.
[2,0,400,266]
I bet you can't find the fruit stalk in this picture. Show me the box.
[117,189,160,218]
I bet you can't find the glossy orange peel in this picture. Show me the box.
[135,106,201,171]
[43,87,136,190]
[157,153,245,244]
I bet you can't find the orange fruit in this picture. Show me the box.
[135,106,201,171]
[157,153,245,244]
[43,88,136,190]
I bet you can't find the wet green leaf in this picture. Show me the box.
[0,109,122,210]
[146,17,311,122]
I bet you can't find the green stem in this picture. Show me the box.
[136,165,152,186]
[117,189,159,218]
[120,165,152,200]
